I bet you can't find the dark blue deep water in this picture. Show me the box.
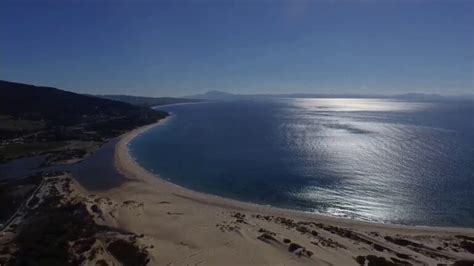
[129,99,474,227]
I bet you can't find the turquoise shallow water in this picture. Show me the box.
[129,98,474,227]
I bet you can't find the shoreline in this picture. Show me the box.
[93,117,474,265]
[115,118,474,234]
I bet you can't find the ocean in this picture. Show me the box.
[129,98,474,227]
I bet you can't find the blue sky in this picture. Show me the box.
[1,0,473,97]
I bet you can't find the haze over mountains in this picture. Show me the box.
[2,79,471,106]
[96,95,199,108]
[187,90,474,101]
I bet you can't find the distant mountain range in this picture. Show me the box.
[186,90,474,102]
[185,90,236,100]
[96,95,200,108]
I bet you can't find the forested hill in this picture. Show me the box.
[0,80,166,126]
[0,80,167,161]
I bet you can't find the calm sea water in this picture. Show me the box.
[129,99,474,227]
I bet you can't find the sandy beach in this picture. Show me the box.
[88,119,474,265]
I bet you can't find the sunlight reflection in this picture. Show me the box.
[284,98,430,112]
[282,98,434,223]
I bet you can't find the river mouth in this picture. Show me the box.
[128,98,474,228]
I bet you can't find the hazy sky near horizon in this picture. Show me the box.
[1,0,473,97]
